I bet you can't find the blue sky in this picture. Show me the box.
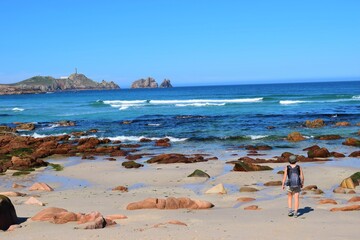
[0,0,359,87]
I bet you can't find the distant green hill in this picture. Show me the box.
[0,73,120,95]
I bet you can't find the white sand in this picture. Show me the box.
[1,155,359,240]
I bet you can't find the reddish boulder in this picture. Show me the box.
[126,197,214,210]
[303,145,320,151]
[318,199,337,205]
[348,196,360,203]
[342,138,360,147]
[237,197,256,202]
[302,185,318,191]
[264,181,282,186]
[147,154,206,164]
[112,186,128,192]
[110,150,128,157]
[335,121,351,127]
[315,135,342,140]
[307,147,330,158]
[15,123,35,131]
[349,151,360,157]
[32,207,116,229]
[126,154,143,160]
[77,137,100,151]
[155,138,171,147]
[121,161,143,169]
[244,205,259,210]
[331,152,345,158]
[233,161,272,172]
[287,132,305,142]
[239,187,259,192]
[305,119,325,128]
[140,138,152,142]
[330,205,360,212]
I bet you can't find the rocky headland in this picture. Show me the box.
[131,77,173,88]
[0,73,119,95]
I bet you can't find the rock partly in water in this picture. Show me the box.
[307,147,330,158]
[342,138,360,147]
[315,135,342,140]
[287,132,306,142]
[305,119,325,128]
[335,121,351,127]
[147,154,206,164]
[159,79,173,88]
[233,161,272,172]
[264,181,282,186]
[237,197,256,202]
[349,151,360,157]
[331,152,346,158]
[29,182,54,192]
[187,169,210,178]
[239,187,259,192]
[155,138,171,147]
[205,183,227,194]
[0,195,18,231]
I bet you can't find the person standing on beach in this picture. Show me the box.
[281,155,304,218]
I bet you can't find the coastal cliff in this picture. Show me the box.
[131,77,173,88]
[0,73,119,95]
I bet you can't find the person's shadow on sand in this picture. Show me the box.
[297,207,314,217]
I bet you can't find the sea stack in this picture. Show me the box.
[159,79,173,88]
[131,77,158,88]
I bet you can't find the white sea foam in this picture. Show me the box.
[175,103,226,107]
[249,135,268,140]
[146,123,161,126]
[280,100,308,105]
[12,107,25,112]
[104,135,188,142]
[150,98,263,104]
[352,95,360,99]
[21,133,67,138]
[102,98,263,110]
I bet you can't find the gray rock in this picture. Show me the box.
[131,77,158,88]
[159,79,173,88]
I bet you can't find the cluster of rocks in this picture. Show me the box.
[304,119,360,128]
[131,77,173,88]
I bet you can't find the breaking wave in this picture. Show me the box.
[101,98,263,110]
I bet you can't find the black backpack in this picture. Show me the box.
[287,165,301,187]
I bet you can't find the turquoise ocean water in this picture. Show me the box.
[1,81,360,156]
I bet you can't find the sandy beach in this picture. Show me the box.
[1,150,359,240]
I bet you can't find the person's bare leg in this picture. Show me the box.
[294,192,299,212]
[288,192,293,209]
